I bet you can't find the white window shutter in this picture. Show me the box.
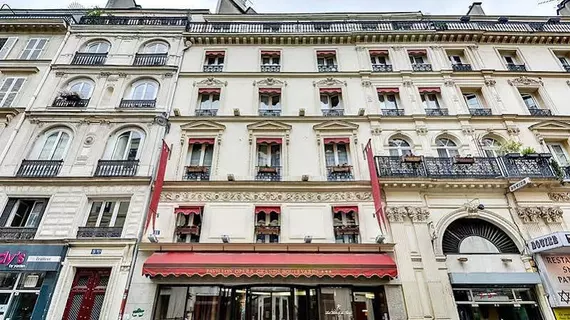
[0,78,25,107]
[0,37,17,60]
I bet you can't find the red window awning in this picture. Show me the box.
[369,50,389,56]
[257,137,282,144]
[377,87,399,94]
[259,88,281,95]
[323,137,350,144]
[142,252,397,279]
[255,206,281,214]
[189,138,215,145]
[408,49,427,55]
[418,87,441,94]
[175,207,202,215]
[198,88,221,95]
[261,50,281,56]
[316,50,336,56]
[319,88,342,94]
[205,51,225,57]
[333,206,359,214]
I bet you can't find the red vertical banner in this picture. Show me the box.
[364,139,388,234]
[145,140,170,232]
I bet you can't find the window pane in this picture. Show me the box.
[330,95,340,108]
[273,57,280,64]
[52,132,69,160]
[189,144,202,166]
[217,56,224,64]
[112,133,129,160]
[127,137,141,160]
[113,201,129,228]
[257,144,269,166]
[317,57,324,65]
[262,57,270,64]
[38,132,58,160]
[98,202,115,227]
[203,145,214,166]
[25,201,44,228]
[0,273,18,289]
[325,144,335,166]
[320,95,329,109]
[320,288,352,320]
[389,149,400,157]
[260,95,269,109]
[271,95,281,109]
[10,201,31,227]
[337,144,349,164]
[271,144,281,166]
[87,202,102,227]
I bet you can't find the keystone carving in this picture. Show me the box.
[313,77,346,87]
[517,206,563,224]
[255,78,286,87]
[386,206,430,223]
[549,192,570,202]
[194,77,228,87]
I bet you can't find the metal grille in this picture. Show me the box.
[442,218,519,254]
[77,276,89,287]
[67,294,84,320]
[90,294,105,320]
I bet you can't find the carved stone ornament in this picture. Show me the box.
[361,80,372,87]
[55,71,66,77]
[371,127,382,136]
[385,207,408,223]
[461,126,474,135]
[444,79,455,87]
[517,206,563,224]
[98,72,111,78]
[484,79,496,87]
[194,77,228,87]
[402,80,414,87]
[508,76,543,87]
[385,206,430,223]
[415,126,428,136]
[161,191,372,203]
[549,192,570,202]
[517,207,541,223]
[313,77,347,87]
[407,207,430,222]
[507,125,520,136]
[255,78,286,87]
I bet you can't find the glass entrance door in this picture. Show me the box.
[454,287,543,320]
[250,287,291,320]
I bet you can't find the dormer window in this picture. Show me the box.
[255,207,280,243]
[316,50,338,72]
[319,88,343,116]
[260,50,281,72]
[332,206,359,244]
[370,50,392,72]
[175,207,202,243]
[408,50,432,72]
[203,51,225,72]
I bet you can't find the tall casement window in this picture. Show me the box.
[255,207,281,243]
[53,78,94,108]
[19,38,48,60]
[436,137,460,158]
[0,198,48,240]
[419,87,447,116]
[119,80,159,108]
[408,49,432,71]
[203,51,225,72]
[196,88,221,116]
[319,88,343,116]
[370,50,392,72]
[78,200,129,238]
[17,128,71,178]
[518,90,552,116]
[324,137,353,181]
[548,143,570,167]
[135,41,169,66]
[175,207,203,243]
[256,138,282,181]
[388,138,413,157]
[96,128,144,176]
[260,50,281,72]
[332,206,359,244]
[481,137,503,158]
[185,138,214,181]
[316,50,338,72]
[258,88,282,117]
[85,41,110,54]
[110,130,143,161]
[377,88,402,116]
[0,77,25,107]
[72,40,110,65]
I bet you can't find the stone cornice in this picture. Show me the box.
[51,64,178,73]
[379,178,560,190]
[0,176,151,186]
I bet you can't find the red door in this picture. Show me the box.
[62,268,111,320]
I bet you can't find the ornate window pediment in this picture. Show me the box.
[193,77,228,88]
[254,78,287,88]
[529,120,570,140]
[313,120,359,144]
[507,76,543,87]
[180,120,225,144]
[247,120,291,144]
[312,77,347,87]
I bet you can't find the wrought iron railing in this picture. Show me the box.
[77,227,123,238]
[423,157,503,179]
[118,99,156,108]
[372,64,393,72]
[0,227,37,240]
[469,108,492,116]
[501,155,555,178]
[133,53,167,66]
[425,108,449,116]
[195,109,218,116]
[452,63,473,71]
[0,14,76,24]
[528,108,552,116]
[79,16,188,26]
[51,97,90,108]
[412,63,432,72]
[318,65,338,72]
[203,65,223,72]
[564,65,570,72]
[381,109,405,116]
[261,64,281,72]
[322,109,344,116]
[375,156,427,178]
[16,160,63,177]
[94,160,139,177]
[71,52,107,65]
[507,64,527,71]
[259,109,281,117]
[564,166,570,181]
[327,165,354,181]
[256,166,282,181]
[183,166,211,181]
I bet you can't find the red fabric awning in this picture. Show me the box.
[319,88,342,94]
[323,137,350,144]
[377,87,399,94]
[189,138,215,145]
[198,88,221,95]
[257,137,282,144]
[333,206,359,214]
[369,50,388,56]
[175,207,202,215]
[261,50,281,56]
[418,87,441,94]
[205,51,225,57]
[316,50,336,56]
[142,252,397,279]
[408,49,427,55]
[259,88,281,95]
[255,206,281,214]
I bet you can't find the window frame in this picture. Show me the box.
[481,138,503,158]
[320,93,343,110]
[85,200,129,228]
[36,130,71,161]
[324,142,350,166]
[463,92,482,109]
[205,55,224,66]
[332,210,359,244]
[409,55,426,64]
[85,41,110,54]
[129,80,158,100]
[0,77,26,107]
[109,130,144,161]
[520,92,539,110]
[378,93,398,110]
[142,41,169,54]
[436,138,460,158]
[421,93,440,110]
[256,143,281,167]
[388,138,413,157]
[449,55,463,65]
[548,143,570,167]
[198,93,220,110]
[187,143,214,167]
[67,79,94,99]
[255,210,280,244]
[261,55,280,65]
[6,199,46,228]
[370,55,388,65]
[19,38,48,60]
[317,56,337,66]
[259,93,281,110]
[176,210,202,243]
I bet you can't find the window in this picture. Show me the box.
[463,93,482,109]
[449,55,463,65]
[68,80,94,99]
[0,272,46,320]
[0,77,25,107]
[110,130,143,160]
[559,56,570,67]
[257,143,281,168]
[481,138,503,158]
[262,55,280,65]
[388,138,413,157]
[255,208,280,243]
[436,138,459,158]
[409,55,425,64]
[19,38,47,60]
[317,56,336,67]
[85,200,129,229]
[378,93,398,110]
[421,93,440,109]
[320,93,342,110]
[0,37,18,60]
[37,130,70,160]
[129,80,158,100]
[85,41,110,54]
[205,53,224,66]
[325,142,349,167]
[503,55,516,65]
[259,93,281,110]
[371,55,388,65]
[199,92,220,110]
[520,93,539,109]
[175,207,202,243]
[1,199,47,228]
[548,143,570,167]
[188,143,214,167]
[141,41,168,54]
[332,207,359,244]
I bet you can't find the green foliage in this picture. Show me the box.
[499,140,522,154]
[551,159,565,181]
[87,6,102,17]
[521,147,537,155]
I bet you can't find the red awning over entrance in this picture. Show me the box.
[142,252,397,279]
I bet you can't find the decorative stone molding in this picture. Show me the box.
[415,126,428,136]
[541,207,564,224]
[312,77,347,87]
[161,191,372,203]
[118,72,128,78]
[385,206,430,223]
[549,192,570,202]
[162,72,174,79]
[402,80,414,87]
[371,127,382,136]
[194,77,228,87]
[254,78,287,87]
[461,125,474,135]
[506,125,520,136]
[98,72,111,78]
[517,207,541,223]
[55,71,66,77]
[385,207,407,222]
[407,207,430,222]
[361,80,372,87]
[508,76,543,87]
[484,79,496,87]
[444,79,455,87]
[517,206,563,224]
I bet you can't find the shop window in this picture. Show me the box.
[255,207,280,243]
[175,207,202,243]
[0,272,46,320]
[454,288,543,320]
[332,206,359,244]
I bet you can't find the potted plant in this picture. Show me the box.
[402,154,422,163]
[454,155,475,164]
[500,140,522,158]
[332,164,351,173]
[551,159,566,180]
[521,147,539,158]
[59,90,82,101]
[186,165,206,173]
[258,165,277,173]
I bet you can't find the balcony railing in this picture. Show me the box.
[528,108,552,116]
[203,64,223,72]
[564,65,570,72]
[133,53,167,66]
[423,157,503,179]
[80,16,188,26]
[327,165,354,181]
[318,65,338,72]
[77,227,123,238]
[0,227,37,240]
[256,166,282,181]
[94,160,139,177]
[195,109,218,117]
[563,166,570,181]
[322,109,344,116]
[507,64,527,71]
[51,97,90,108]
[71,52,107,65]
[381,109,405,116]
[469,108,492,116]
[375,156,428,178]
[372,64,393,72]
[261,64,281,72]
[118,99,156,109]
[183,166,211,181]
[501,155,555,178]
[452,63,473,71]
[259,109,281,117]
[412,63,432,72]
[255,225,281,235]
[16,160,63,177]
[425,108,449,116]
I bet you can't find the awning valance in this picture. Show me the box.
[142,252,398,279]
[323,137,350,144]
[316,50,336,56]
[259,88,281,95]
[175,207,202,216]
[257,137,282,144]
[407,49,427,55]
[418,87,441,94]
[369,50,389,56]
[319,88,342,94]
[255,206,281,214]
[333,206,359,214]
[205,51,225,57]
[261,50,281,56]
[188,138,215,145]
[376,87,399,94]
[198,88,221,95]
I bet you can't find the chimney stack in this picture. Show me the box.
[105,0,140,9]
[466,2,485,16]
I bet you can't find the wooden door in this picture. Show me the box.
[62,268,110,320]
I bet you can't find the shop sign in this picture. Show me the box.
[554,308,570,320]
[540,254,570,307]
[528,232,570,254]
[325,304,353,316]
[0,245,66,272]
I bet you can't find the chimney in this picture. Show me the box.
[558,0,570,16]
[105,0,140,9]
[466,2,485,16]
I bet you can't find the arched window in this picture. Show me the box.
[33,129,71,160]
[436,137,459,158]
[481,137,503,158]
[442,218,519,254]
[129,80,158,100]
[141,41,168,54]
[109,130,143,160]
[388,138,412,157]
[84,41,110,54]
[67,79,94,99]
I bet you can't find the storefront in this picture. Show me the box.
[142,251,398,320]
[0,244,67,320]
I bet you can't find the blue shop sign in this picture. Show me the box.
[0,245,66,272]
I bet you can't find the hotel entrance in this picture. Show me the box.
[454,287,543,320]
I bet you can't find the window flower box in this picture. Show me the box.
[402,155,422,163]
[59,91,82,101]
[186,166,207,173]
[505,153,521,159]
[258,166,278,174]
[331,165,351,173]
[454,156,475,164]
[522,153,540,159]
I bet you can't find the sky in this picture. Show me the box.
[4,0,561,16]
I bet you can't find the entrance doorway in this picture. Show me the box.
[454,287,543,320]
[62,268,110,320]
